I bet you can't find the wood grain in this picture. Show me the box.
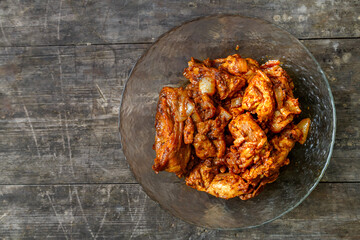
[0,0,359,238]
[0,183,359,239]
[0,0,359,47]
[0,44,145,184]
[0,39,359,185]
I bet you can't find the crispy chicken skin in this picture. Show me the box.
[153,55,310,200]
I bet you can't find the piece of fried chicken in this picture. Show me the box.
[152,87,192,177]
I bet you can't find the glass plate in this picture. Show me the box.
[119,15,336,229]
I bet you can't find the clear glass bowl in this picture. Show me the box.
[119,15,336,229]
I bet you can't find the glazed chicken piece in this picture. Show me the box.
[221,91,245,117]
[183,58,215,85]
[183,58,246,100]
[186,164,250,199]
[229,92,244,117]
[242,70,275,122]
[243,58,261,81]
[194,107,232,159]
[196,106,232,138]
[219,54,249,76]
[261,60,302,132]
[214,54,260,81]
[261,60,294,92]
[185,81,233,160]
[152,87,192,176]
[242,118,311,184]
[154,55,311,201]
[261,60,294,104]
[195,94,217,121]
[216,71,247,100]
[186,83,217,121]
[228,112,267,150]
[269,98,301,133]
[239,172,279,200]
[193,133,217,159]
[185,162,218,192]
[227,113,269,173]
[239,119,311,199]
[184,117,195,144]
[206,173,249,199]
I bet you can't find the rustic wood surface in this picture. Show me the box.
[0,0,359,239]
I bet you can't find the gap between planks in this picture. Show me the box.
[0,36,359,48]
[0,182,358,187]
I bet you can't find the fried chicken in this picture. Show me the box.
[153,54,311,200]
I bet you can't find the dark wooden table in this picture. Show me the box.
[0,1,359,239]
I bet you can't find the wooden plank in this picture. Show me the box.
[0,44,147,184]
[0,39,359,184]
[0,183,359,239]
[0,0,359,47]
